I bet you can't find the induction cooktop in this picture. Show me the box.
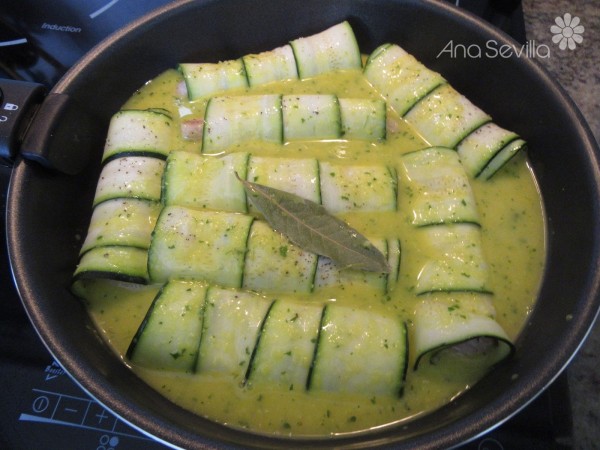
[0,1,573,449]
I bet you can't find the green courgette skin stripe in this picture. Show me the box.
[127,280,409,397]
[73,246,150,285]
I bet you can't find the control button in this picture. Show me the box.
[0,78,46,164]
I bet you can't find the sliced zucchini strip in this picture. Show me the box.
[363,43,447,117]
[309,304,407,396]
[93,156,165,207]
[400,147,479,226]
[242,44,298,86]
[242,221,318,294]
[415,223,490,295]
[127,280,207,372]
[73,246,149,284]
[319,161,397,213]
[413,297,514,369]
[314,238,395,292]
[477,138,527,181]
[196,287,273,378]
[202,94,283,154]
[102,109,173,163]
[456,122,520,179]
[148,207,254,286]
[246,155,321,214]
[162,151,249,213]
[290,21,362,79]
[404,84,491,148]
[282,94,341,141]
[178,59,248,101]
[246,300,323,389]
[80,198,161,255]
[339,97,386,141]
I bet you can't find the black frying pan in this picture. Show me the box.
[5,0,600,448]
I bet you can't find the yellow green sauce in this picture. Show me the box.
[80,67,545,436]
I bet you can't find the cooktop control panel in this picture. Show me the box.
[0,0,172,85]
[0,78,46,164]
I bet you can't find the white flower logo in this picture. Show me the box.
[551,13,584,50]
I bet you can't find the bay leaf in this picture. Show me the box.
[236,173,390,273]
